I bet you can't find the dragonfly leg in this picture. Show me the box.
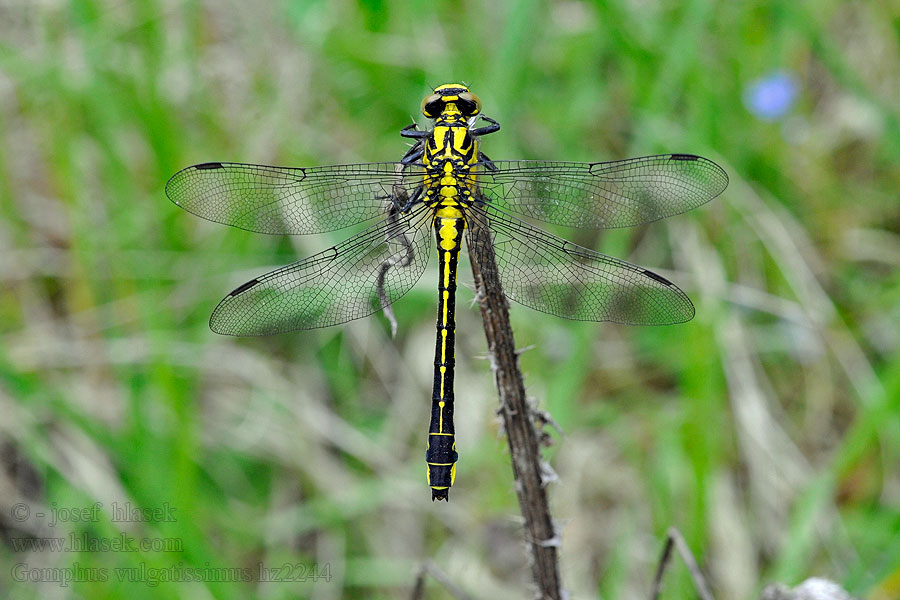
[400,123,429,165]
[477,151,498,172]
[400,122,430,139]
[471,115,500,137]
[392,185,423,212]
[401,144,425,165]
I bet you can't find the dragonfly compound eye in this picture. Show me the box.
[421,94,444,118]
[457,92,481,116]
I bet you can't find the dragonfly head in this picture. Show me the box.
[421,84,481,120]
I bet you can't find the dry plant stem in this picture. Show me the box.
[409,561,474,600]
[650,527,715,600]
[466,224,563,600]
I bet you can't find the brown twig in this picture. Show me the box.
[466,221,563,599]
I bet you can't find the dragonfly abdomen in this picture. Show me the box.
[426,214,466,501]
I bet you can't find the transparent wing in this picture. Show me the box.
[478,154,728,229]
[467,205,694,325]
[166,162,423,235]
[210,206,433,335]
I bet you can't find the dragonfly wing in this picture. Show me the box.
[478,154,727,229]
[166,162,424,235]
[467,206,694,325]
[210,206,433,335]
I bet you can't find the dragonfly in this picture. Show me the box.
[166,83,728,501]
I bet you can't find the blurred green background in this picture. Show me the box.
[2,0,899,598]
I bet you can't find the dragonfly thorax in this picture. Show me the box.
[422,126,477,215]
[416,85,483,216]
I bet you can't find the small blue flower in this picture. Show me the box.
[744,71,798,121]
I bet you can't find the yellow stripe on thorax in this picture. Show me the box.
[432,126,448,152]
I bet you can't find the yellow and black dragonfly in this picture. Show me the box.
[166,83,728,501]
